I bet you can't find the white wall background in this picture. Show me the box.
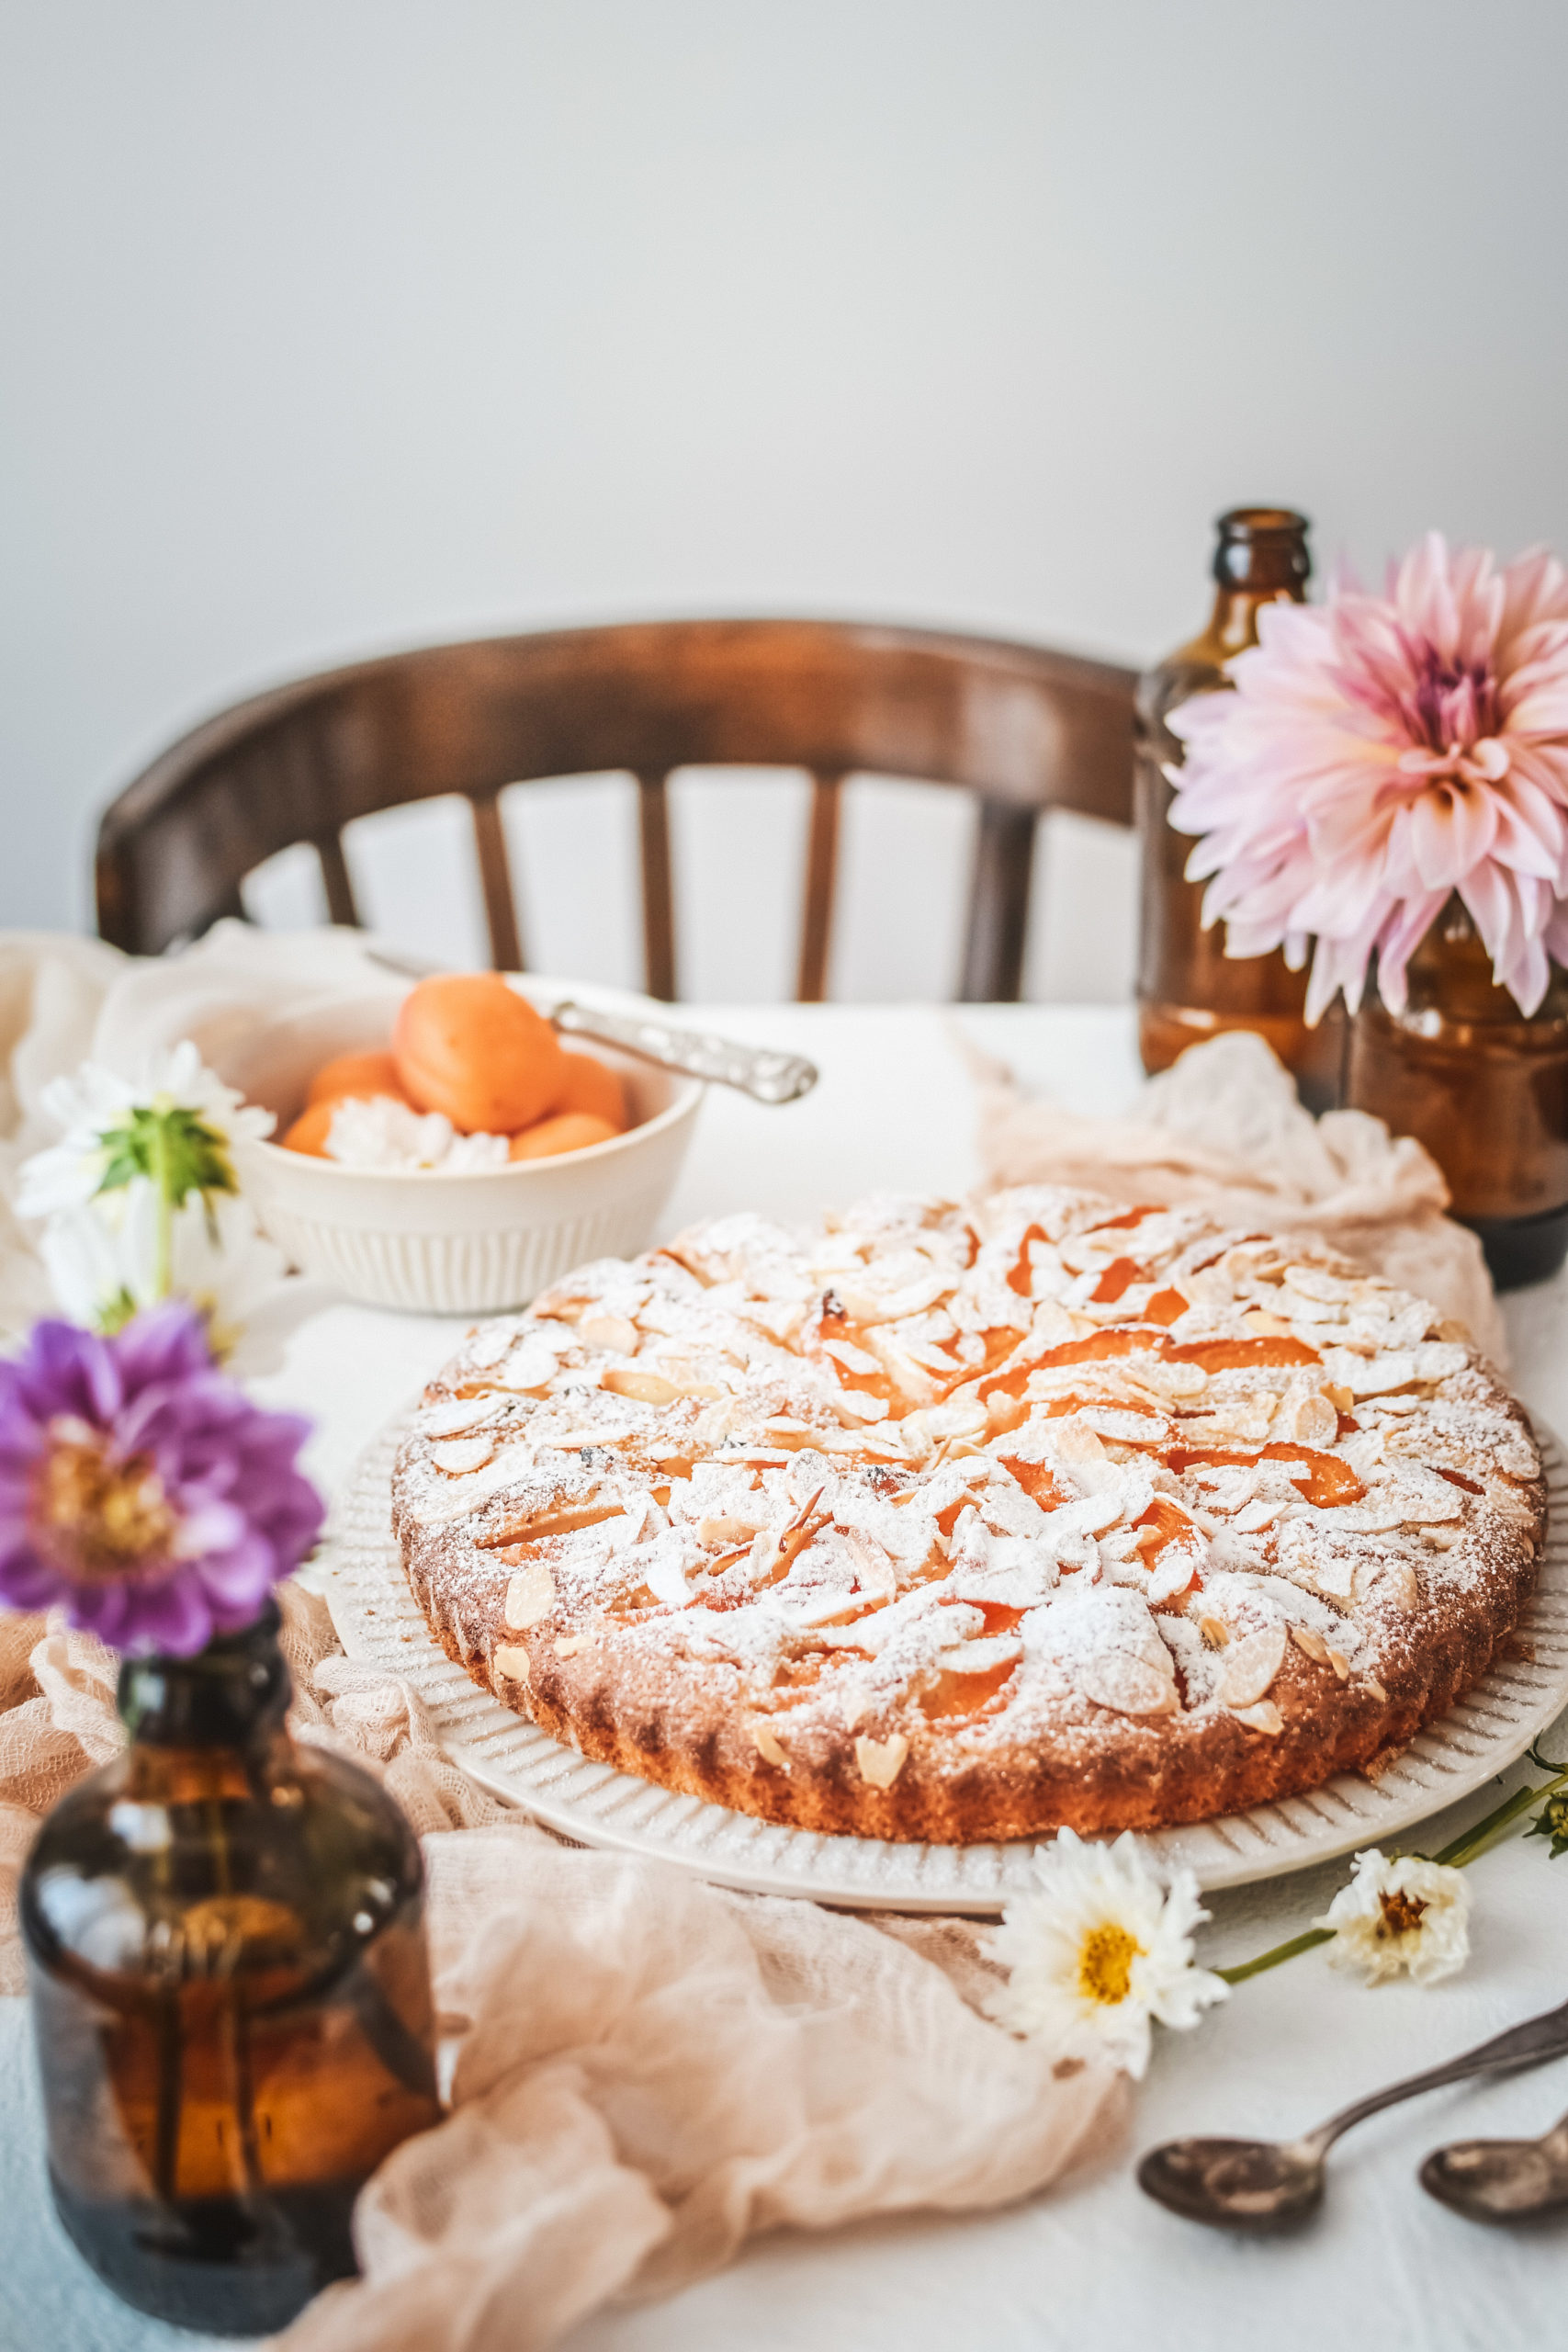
[5,0,1567,1001]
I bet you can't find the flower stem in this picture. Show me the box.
[1429,1760,1568,1871]
[1216,1748,1568,1986]
[1217,1928,1334,1985]
[149,1111,174,1301]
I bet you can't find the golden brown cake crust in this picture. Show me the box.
[393,1188,1545,1841]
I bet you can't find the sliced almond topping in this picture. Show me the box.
[751,1722,790,1770]
[422,1396,500,1439]
[1422,1525,1460,1550]
[840,1526,898,1601]
[1243,1308,1296,1340]
[697,1514,764,1551]
[1325,1382,1354,1413]
[491,1642,532,1685]
[1146,1553,1200,1606]
[1053,1417,1109,1465]
[854,1732,909,1788]
[1198,1614,1230,1649]
[1363,1675,1389,1702]
[505,1561,557,1630]
[1290,1622,1331,1666]
[1233,1699,1283,1736]
[580,1313,639,1356]
[602,1368,681,1405]
[428,1434,499,1476]
[1283,1391,1338,1447]
[1078,1656,1179,1717]
[1327,1647,1350,1680]
[555,1634,588,1657]
[748,1528,783,1582]
[1218,1623,1288,1709]
[1382,1561,1420,1611]
[1283,1263,1354,1304]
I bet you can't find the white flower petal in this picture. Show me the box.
[1315,1848,1472,1985]
[984,1826,1227,2077]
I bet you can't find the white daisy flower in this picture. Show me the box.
[321,1094,511,1173]
[17,1041,274,1219]
[39,1190,310,1377]
[985,1826,1228,2077]
[1315,1849,1472,1986]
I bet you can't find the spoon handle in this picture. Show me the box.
[1310,1996,1568,2154]
[549,1001,818,1105]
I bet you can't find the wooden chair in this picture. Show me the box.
[96,618,1136,1001]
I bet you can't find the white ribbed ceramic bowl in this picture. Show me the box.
[215,979,703,1314]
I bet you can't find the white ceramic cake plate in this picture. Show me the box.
[317,1415,1568,1912]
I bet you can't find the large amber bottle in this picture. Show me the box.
[20,1603,441,2335]
[1137,507,1343,1111]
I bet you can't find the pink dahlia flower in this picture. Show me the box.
[0,1301,322,1656]
[1168,533,1568,1021]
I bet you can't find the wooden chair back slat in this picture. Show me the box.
[469,791,525,973]
[636,772,677,1001]
[313,830,360,929]
[960,802,1038,1003]
[795,771,843,1002]
[95,619,1136,1001]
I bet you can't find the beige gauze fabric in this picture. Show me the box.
[969,1026,1506,1365]
[0,1584,1126,2352]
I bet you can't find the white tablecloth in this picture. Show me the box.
[7,1002,1568,2352]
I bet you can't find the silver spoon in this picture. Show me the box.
[1138,1995,1568,2229]
[1421,2102,1568,2220]
[365,950,818,1105]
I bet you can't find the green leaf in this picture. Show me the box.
[1525,1791,1568,1860]
[96,1286,141,1337]
[93,1103,236,1210]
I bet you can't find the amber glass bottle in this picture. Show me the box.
[1347,897,1568,1289]
[20,1603,440,2336]
[1137,507,1344,1112]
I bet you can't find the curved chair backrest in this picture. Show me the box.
[96,617,1136,1001]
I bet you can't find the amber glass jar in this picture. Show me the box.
[1347,897,1568,1290]
[1137,507,1344,1112]
[20,1603,441,2335]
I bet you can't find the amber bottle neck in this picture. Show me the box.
[1204,506,1311,652]
[118,1601,291,1752]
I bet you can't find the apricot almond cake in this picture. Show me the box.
[391,1187,1546,1841]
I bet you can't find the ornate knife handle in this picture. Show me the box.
[549,1001,818,1105]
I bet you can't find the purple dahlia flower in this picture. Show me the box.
[0,1300,323,1657]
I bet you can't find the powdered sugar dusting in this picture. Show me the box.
[393,1186,1544,1828]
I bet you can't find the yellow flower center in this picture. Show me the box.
[1077,1921,1144,2007]
[1377,1889,1429,1939]
[34,1425,177,1580]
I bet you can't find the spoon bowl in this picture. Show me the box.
[1420,2120,1568,2221]
[1136,2136,1325,2229]
[1138,1994,1568,2231]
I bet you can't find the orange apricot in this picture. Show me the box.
[508,1112,620,1160]
[280,1101,339,1157]
[555,1051,626,1130]
[306,1049,411,1108]
[393,973,565,1134]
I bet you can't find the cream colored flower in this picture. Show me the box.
[1315,1849,1472,1986]
[985,1826,1228,2077]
